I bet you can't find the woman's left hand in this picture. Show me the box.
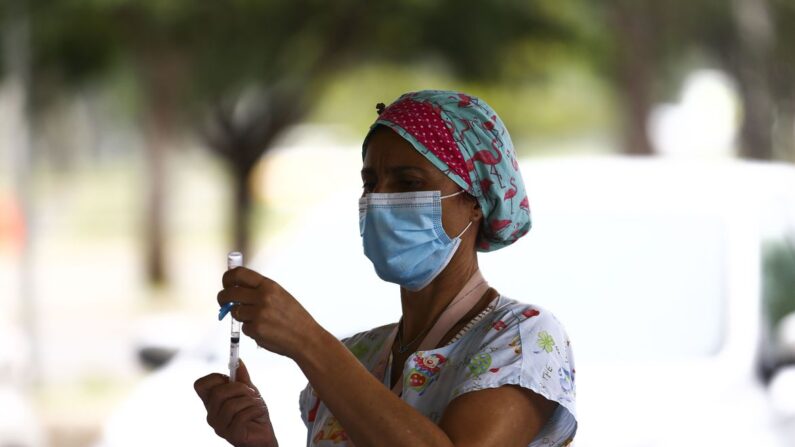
[217,267,319,358]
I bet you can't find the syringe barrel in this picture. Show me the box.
[226,251,243,382]
[229,342,240,382]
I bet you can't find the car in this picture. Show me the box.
[95,156,795,447]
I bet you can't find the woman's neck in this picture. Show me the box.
[398,252,479,343]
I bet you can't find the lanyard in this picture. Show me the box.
[372,270,491,396]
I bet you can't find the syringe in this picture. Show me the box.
[227,251,243,382]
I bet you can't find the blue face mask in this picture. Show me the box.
[359,190,472,291]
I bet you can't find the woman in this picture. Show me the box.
[194,90,577,446]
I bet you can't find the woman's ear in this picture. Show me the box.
[471,199,483,222]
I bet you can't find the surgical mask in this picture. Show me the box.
[359,190,473,291]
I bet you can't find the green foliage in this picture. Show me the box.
[17,0,582,110]
[311,58,614,150]
[0,6,5,78]
[762,238,795,328]
[29,0,119,86]
[771,1,795,99]
[358,0,574,80]
[15,0,795,156]
[6,1,794,107]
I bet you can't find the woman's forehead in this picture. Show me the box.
[362,128,452,184]
[363,128,433,169]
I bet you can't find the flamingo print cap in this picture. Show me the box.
[363,90,530,252]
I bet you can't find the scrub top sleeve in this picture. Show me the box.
[450,307,577,445]
[298,383,317,430]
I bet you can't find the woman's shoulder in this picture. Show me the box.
[478,296,571,343]
[453,295,575,393]
[340,322,397,364]
[451,295,578,429]
[341,322,396,346]
[299,322,397,428]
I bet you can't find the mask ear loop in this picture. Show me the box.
[455,221,473,239]
[440,190,466,199]
[440,190,473,239]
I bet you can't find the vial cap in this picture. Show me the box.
[227,251,243,269]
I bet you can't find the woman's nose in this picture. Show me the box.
[372,182,386,194]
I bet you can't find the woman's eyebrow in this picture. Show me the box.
[360,166,429,177]
[390,166,429,175]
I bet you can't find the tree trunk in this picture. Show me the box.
[732,0,775,160]
[143,110,168,285]
[205,90,309,260]
[140,51,183,286]
[232,167,252,256]
[618,65,655,156]
[610,0,657,156]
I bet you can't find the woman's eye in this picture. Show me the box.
[402,179,424,189]
[361,182,375,192]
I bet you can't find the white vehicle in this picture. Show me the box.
[96,156,795,447]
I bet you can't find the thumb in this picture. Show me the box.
[236,359,270,424]
[235,358,258,392]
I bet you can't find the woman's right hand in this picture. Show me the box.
[194,359,278,447]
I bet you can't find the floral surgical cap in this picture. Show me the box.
[363,90,530,252]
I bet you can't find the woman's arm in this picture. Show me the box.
[298,326,555,447]
[220,267,553,447]
[439,385,557,446]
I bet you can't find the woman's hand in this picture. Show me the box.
[217,267,320,358]
[194,359,278,447]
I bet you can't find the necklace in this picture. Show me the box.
[396,318,432,354]
[395,282,490,354]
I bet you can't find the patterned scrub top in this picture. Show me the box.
[298,296,577,446]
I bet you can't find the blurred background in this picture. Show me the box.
[2,0,795,446]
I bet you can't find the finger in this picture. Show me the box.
[229,405,269,439]
[241,321,259,342]
[206,383,259,424]
[217,395,264,431]
[222,267,267,289]
[217,287,261,307]
[235,359,258,392]
[194,373,229,403]
[232,303,260,323]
